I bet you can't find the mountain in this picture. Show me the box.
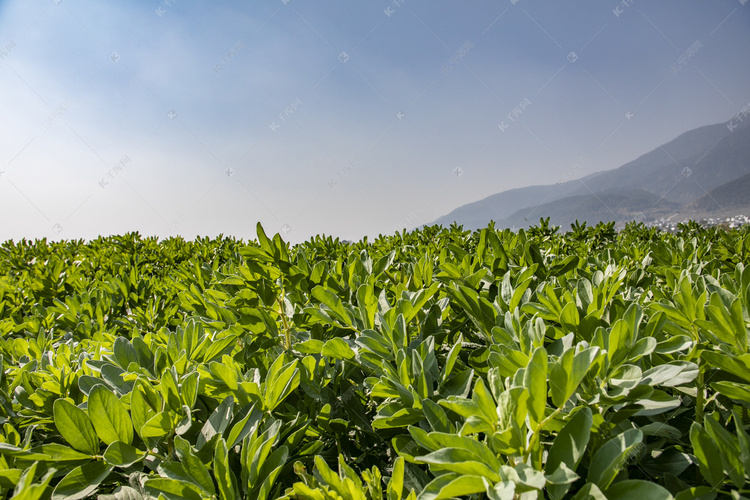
[501,188,681,230]
[432,117,750,230]
[688,172,750,212]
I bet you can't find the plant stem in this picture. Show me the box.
[688,325,704,425]
[524,407,562,463]
[695,363,704,426]
[276,294,291,350]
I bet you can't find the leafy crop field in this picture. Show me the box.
[1,220,749,499]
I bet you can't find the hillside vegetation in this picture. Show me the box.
[1,220,749,499]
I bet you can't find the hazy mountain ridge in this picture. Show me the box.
[432,117,750,230]
[689,172,750,212]
[501,188,681,229]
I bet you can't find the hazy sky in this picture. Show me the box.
[1,1,749,243]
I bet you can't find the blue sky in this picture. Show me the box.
[1,1,748,243]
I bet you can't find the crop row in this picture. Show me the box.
[0,220,749,499]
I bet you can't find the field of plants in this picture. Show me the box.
[1,219,749,499]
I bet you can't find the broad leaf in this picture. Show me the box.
[87,385,133,446]
[605,480,673,500]
[418,473,486,500]
[53,399,99,455]
[51,461,113,500]
[103,441,146,468]
[587,429,643,489]
[197,396,234,450]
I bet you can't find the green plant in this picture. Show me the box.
[0,221,748,498]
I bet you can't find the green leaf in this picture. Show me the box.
[255,222,275,256]
[0,443,51,461]
[704,415,745,488]
[387,457,405,500]
[77,375,106,396]
[587,428,643,489]
[640,361,698,387]
[418,448,500,482]
[483,478,515,500]
[422,399,452,434]
[227,404,263,449]
[449,286,497,339]
[176,405,193,435]
[570,482,608,500]
[701,294,747,351]
[425,432,502,470]
[144,478,205,500]
[51,461,113,500]
[264,358,299,412]
[560,302,580,332]
[639,422,682,440]
[13,464,56,500]
[132,336,155,372]
[605,480,673,500]
[34,443,93,462]
[255,445,289,500]
[103,441,146,467]
[112,337,139,369]
[524,346,547,427]
[181,371,200,410]
[339,453,363,487]
[294,339,324,354]
[655,335,693,355]
[549,255,579,277]
[472,378,497,426]
[710,381,750,402]
[550,347,600,407]
[158,461,196,485]
[197,396,234,450]
[312,286,355,327]
[101,363,133,396]
[701,352,750,383]
[673,486,717,500]
[546,407,592,499]
[357,283,378,330]
[161,368,182,412]
[141,411,173,438]
[87,385,134,446]
[690,422,725,487]
[321,338,356,360]
[545,462,579,486]
[373,405,424,429]
[130,377,162,442]
[0,469,21,493]
[418,473,486,500]
[439,335,462,385]
[609,364,642,390]
[641,449,692,477]
[244,420,283,491]
[215,438,238,500]
[53,399,99,455]
[312,454,344,491]
[174,436,215,495]
[210,361,240,391]
[97,486,143,500]
[204,334,242,363]
[734,409,750,474]
[488,349,528,379]
[502,463,546,491]
[628,337,657,361]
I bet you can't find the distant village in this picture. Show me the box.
[645,213,750,232]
